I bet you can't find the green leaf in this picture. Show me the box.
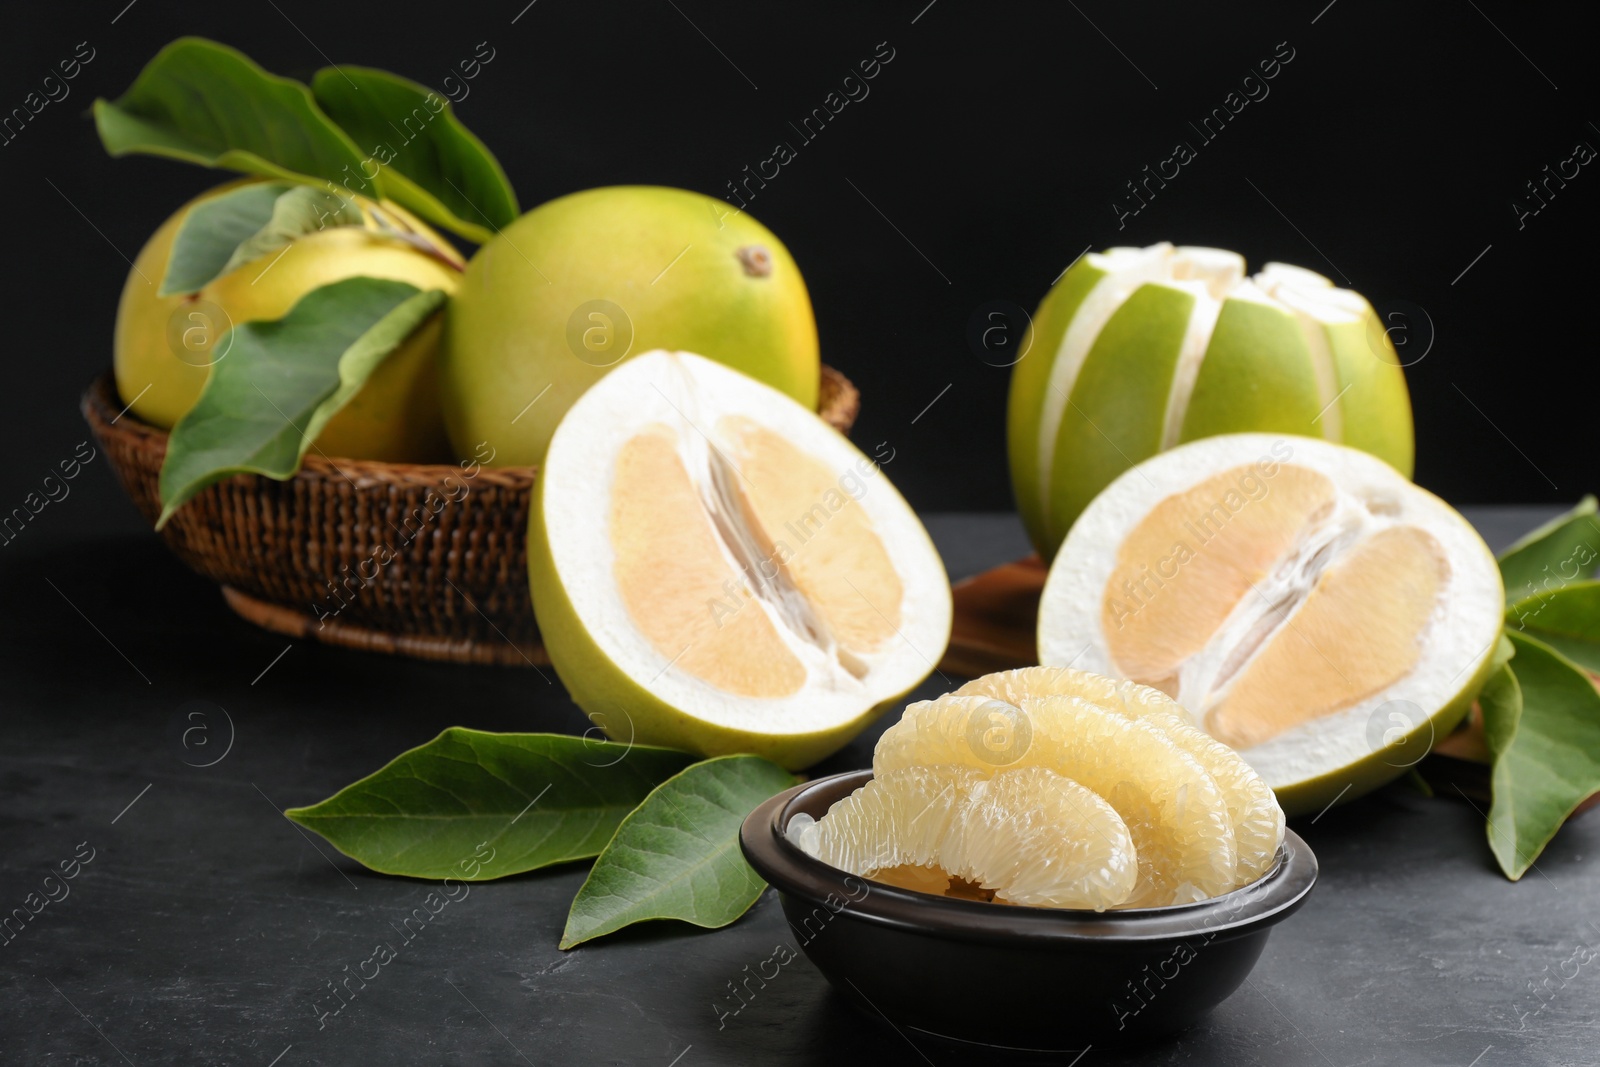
[1507,581,1600,673]
[219,185,367,279]
[285,729,698,881]
[156,278,445,526]
[560,756,797,949]
[161,183,368,296]
[1497,496,1600,606]
[1484,633,1600,880]
[1479,662,1522,765]
[160,181,293,295]
[311,67,517,244]
[94,38,373,196]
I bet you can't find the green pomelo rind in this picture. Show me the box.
[1043,282,1193,554]
[1323,314,1416,477]
[1007,258,1109,555]
[1008,252,1418,561]
[1177,298,1322,443]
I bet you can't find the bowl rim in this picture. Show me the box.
[741,769,1318,948]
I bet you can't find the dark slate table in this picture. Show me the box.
[4,501,1596,1067]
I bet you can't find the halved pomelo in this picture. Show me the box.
[1039,433,1504,816]
[528,350,951,769]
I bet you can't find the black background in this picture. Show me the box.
[0,0,1591,514]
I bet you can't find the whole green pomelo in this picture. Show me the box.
[1009,244,1415,560]
[440,186,819,465]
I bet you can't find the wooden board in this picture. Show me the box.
[938,554,1047,678]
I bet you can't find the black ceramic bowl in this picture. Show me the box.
[741,770,1317,1050]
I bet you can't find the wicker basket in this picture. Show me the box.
[83,367,860,666]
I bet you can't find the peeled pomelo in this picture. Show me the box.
[441,186,819,466]
[1009,243,1415,559]
[798,667,1282,909]
[115,180,463,461]
[527,350,950,769]
[1038,433,1504,816]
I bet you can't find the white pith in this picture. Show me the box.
[539,350,951,738]
[1033,244,1366,542]
[1038,434,1504,790]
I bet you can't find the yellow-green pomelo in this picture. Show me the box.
[114,181,464,461]
[1009,244,1415,560]
[528,350,949,770]
[1037,433,1503,817]
[440,186,819,466]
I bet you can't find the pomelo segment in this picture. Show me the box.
[795,765,1139,910]
[877,690,1239,906]
[955,666,1284,886]
[1039,433,1504,816]
[1010,244,1414,559]
[801,667,1282,910]
[528,351,950,770]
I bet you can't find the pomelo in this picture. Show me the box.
[114,181,464,461]
[1009,243,1415,560]
[797,667,1283,909]
[527,350,949,770]
[1038,434,1504,816]
[440,186,820,466]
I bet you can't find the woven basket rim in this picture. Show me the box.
[82,363,859,489]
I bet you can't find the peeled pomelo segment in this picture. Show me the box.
[1038,433,1506,815]
[1141,710,1285,884]
[1027,704,1237,907]
[799,765,1137,910]
[954,665,1190,724]
[1101,463,1338,694]
[955,666,1284,886]
[797,764,973,877]
[876,694,1237,908]
[1207,524,1449,751]
[957,767,1137,909]
[529,350,951,769]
